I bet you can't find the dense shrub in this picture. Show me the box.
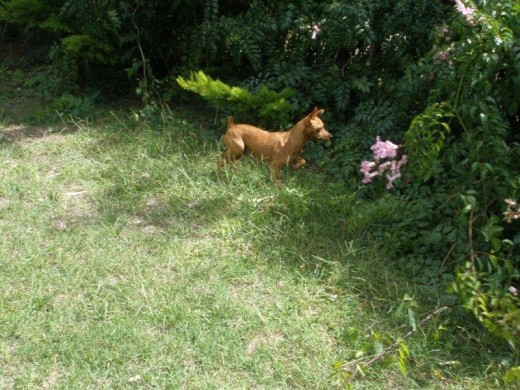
[0,0,448,114]
[403,0,520,346]
[355,0,520,346]
[0,0,222,98]
[174,0,450,168]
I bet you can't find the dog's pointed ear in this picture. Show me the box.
[309,107,324,118]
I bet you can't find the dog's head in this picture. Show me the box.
[306,107,332,141]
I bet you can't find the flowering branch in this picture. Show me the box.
[360,137,407,190]
[503,199,520,223]
[310,24,321,39]
[453,0,480,25]
[454,0,474,17]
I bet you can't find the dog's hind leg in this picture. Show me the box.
[217,134,244,171]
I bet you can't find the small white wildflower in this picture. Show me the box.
[310,25,321,39]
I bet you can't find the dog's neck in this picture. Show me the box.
[279,116,310,159]
[287,116,310,143]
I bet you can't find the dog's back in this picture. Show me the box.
[222,116,287,161]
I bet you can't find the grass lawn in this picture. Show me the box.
[0,73,516,388]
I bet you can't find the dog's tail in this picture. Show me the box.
[227,116,235,128]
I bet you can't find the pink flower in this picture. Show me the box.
[386,172,401,190]
[360,160,378,183]
[396,155,408,171]
[360,160,375,173]
[377,161,392,174]
[434,51,449,62]
[361,138,407,190]
[370,136,398,160]
[454,0,474,16]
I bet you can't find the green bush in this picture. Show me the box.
[400,0,520,346]
[52,93,96,119]
[176,71,295,127]
[0,0,213,97]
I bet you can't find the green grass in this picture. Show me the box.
[0,78,517,388]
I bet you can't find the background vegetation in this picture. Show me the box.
[1,0,519,386]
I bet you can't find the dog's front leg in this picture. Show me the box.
[290,156,306,170]
[270,160,282,183]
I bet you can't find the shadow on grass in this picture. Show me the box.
[0,82,88,144]
[0,123,78,143]
[86,123,407,315]
[82,122,515,386]
[0,100,504,387]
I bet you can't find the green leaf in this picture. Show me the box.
[408,308,417,332]
[460,194,477,213]
[481,216,504,243]
[504,366,520,385]
[397,358,408,376]
[397,341,410,376]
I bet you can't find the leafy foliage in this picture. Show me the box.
[400,1,520,346]
[0,0,59,28]
[176,71,295,127]
[454,260,520,347]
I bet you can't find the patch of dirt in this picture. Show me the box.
[0,124,76,143]
[51,187,99,230]
[41,369,63,389]
[1,124,44,141]
[64,189,97,219]
[0,339,21,389]
[125,216,161,236]
[246,332,285,356]
[0,197,10,210]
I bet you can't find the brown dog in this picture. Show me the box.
[218,107,331,181]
